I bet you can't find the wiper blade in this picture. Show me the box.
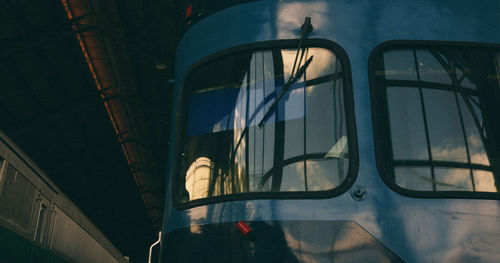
[258,55,313,128]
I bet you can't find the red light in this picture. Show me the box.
[186,4,192,19]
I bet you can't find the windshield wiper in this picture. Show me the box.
[258,17,314,128]
[258,55,313,127]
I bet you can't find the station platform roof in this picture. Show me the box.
[0,0,182,261]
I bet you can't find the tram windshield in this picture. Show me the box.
[372,44,500,196]
[177,46,352,202]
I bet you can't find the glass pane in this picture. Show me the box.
[423,89,468,162]
[283,86,305,160]
[434,168,473,191]
[281,162,305,191]
[387,87,429,160]
[185,157,212,200]
[179,46,350,202]
[382,50,417,80]
[394,167,433,191]
[306,81,346,155]
[473,170,498,192]
[458,96,490,166]
[282,48,338,81]
[416,50,452,85]
[374,45,500,195]
[0,164,36,229]
[307,158,348,191]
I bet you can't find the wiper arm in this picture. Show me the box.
[290,17,313,80]
[258,55,313,127]
[258,17,313,128]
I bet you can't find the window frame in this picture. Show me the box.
[369,40,500,199]
[173,39,359,209]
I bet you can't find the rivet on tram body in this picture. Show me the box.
[351,185,367,201]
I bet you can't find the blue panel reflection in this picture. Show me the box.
[187,81,306,136]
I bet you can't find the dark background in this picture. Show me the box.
[0,0,184,261]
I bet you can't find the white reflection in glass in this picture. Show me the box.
[434,168,473,191]
[473,170,497,192]
[430,136,490,167]
[185,157,212,201]
[281,163,305,191]
[307,159,346,191]
[324,136,348,159]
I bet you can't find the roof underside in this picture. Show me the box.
[0,0,183,261]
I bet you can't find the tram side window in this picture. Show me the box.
[371,43,500,196]
[0,156,4,179]
[176,44,355,203]
[0,164,36,229]
[36,204,47,243]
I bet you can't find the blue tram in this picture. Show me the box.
[159,0,500,262]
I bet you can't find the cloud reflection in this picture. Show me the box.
[395,133,496,192]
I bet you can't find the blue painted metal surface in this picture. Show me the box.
[162,1,500,262]
[162,220,405,262]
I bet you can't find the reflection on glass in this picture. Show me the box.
[185,157,212,201]
[281,163,305,191]
[307,81,345,155]
[284,94,304,159]
[459,96,490,166]
[395,167,433,191]
[377,46,500,194]
[307,158,347,191]
[179,46,349,202]
[382,50,417,81]
[473,170,497,192]
[434,168,473,191]
[424,89,468,162]
[282,48,338,81]
[387,87,428,160]
[416,50,452,85]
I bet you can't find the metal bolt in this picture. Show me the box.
[351,185,367,201]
